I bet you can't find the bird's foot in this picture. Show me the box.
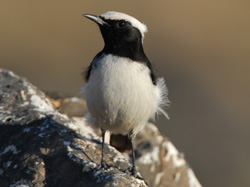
[126,166,144,180]
[100,159,110,170]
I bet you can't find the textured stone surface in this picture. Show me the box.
[0,69,201,187]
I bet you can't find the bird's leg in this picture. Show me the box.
[100,128,107,169]
[130,135,137,176]
[129,133,144,180]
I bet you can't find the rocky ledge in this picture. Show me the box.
[0,69,201,187]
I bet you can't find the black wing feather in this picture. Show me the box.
[84,51,103,82]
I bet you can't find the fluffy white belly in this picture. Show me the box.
[85,54,160,135]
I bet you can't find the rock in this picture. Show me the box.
[0,69,201,187]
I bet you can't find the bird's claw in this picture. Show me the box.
[100,159,110,170]
[127,166,143,180]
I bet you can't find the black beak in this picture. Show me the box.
[83,14,107,26]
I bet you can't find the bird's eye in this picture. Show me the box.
[118,21,126,28]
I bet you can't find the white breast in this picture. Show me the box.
[85,54,168,136]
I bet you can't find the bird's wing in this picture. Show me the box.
[84,51,104,82]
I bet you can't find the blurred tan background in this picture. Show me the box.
[1,1,250,186]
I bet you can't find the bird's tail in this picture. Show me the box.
[110,134,132,152]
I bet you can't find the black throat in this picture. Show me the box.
[102,38,157,85]
[102,37,146,62]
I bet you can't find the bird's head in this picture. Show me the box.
[83,11,148,56]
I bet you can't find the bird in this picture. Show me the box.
[82,11,169,177]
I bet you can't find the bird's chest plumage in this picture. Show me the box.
[85,54,159,134]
